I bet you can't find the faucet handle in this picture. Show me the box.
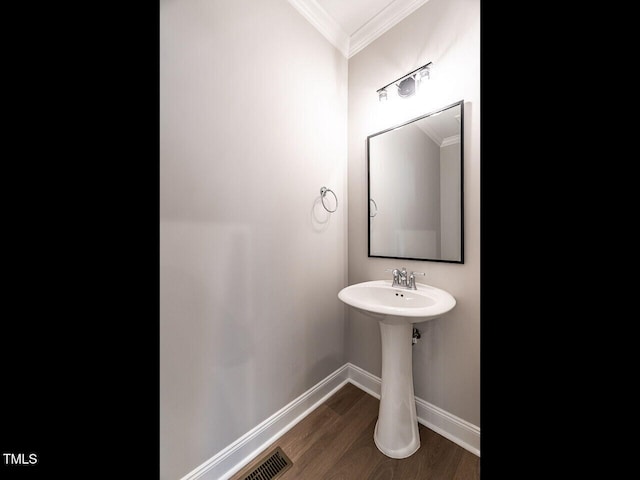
[408,271,425,290]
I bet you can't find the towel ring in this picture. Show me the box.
[320,187,338,213]
[369,198,378,217]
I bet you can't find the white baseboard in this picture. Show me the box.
[415,396,480,457]
[180,362,479,480]
[346,362,382,398]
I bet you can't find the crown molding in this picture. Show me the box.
[287,0,350,57]
[416,121,442,146]
[348,0,430,58]
[441,134,461,147]
[417,124,460,148]
[288,0,431,59]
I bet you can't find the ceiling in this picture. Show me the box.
[287,0,430,58]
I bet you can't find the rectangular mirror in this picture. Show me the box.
[367,100,464,263]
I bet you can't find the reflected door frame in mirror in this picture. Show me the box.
[367,100,464,263]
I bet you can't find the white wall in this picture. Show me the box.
[347,0,480,426]
[160,0,347,478]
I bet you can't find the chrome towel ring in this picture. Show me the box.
[320,187,338,213]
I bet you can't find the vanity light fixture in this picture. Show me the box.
[377,62,432,101]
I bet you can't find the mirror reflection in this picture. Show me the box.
[367,101,463,263]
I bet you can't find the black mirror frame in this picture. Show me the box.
[366,100,464,263]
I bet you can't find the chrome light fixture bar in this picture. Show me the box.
[377,62,432,101]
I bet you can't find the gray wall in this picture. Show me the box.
[347,0,480,426]
[160,0,348,478]
[440,142,461,260]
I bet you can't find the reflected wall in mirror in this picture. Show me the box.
[367,100,463,263]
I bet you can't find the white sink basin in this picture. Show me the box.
[338,279,456,459]
[338,280,455,321]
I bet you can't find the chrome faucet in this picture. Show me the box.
[386,267,425,290]
[398,267,408,287]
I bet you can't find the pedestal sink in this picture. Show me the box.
[338,280,456,458]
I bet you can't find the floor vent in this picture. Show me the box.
[242,447,292,480]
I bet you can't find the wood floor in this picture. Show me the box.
[230,383,480,480]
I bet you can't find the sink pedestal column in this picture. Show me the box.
[374,317,420,458]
